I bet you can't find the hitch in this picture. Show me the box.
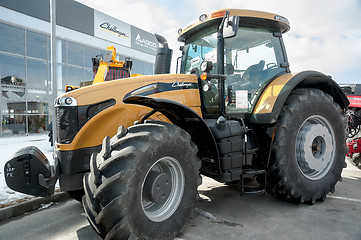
[4,146,58,197]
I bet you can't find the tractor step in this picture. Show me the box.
[242,149,258,154]
[243,188,266,195]
[243,169,265,175]
[239,168,266,196]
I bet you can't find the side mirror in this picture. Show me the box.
[223,15,239,39]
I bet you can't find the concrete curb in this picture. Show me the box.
[0,192,71,223]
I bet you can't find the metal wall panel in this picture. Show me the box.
[0,0,50,21]
[56,0,94,36]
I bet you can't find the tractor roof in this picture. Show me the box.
[178,9,290,42]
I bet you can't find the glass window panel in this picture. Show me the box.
[0,22,25,55]
[67,66,83,87]
[144,62,154,75]
[27,89,49,114]
[28,115,48,133]
[26,31,48,60]
[132,60,144,75]
[81,68,93,87]
[117,55,125,61]
[68,42,83,66]
[2,114,26,134]
[27,59,48,89]
[62,40,67,64]
[27,102,48,114]
[57,64,65,91]
[48,36,51,60]
[0,54,26,86]
[2,87,26,117]
[84,46,98,69]
[98,49,107,59]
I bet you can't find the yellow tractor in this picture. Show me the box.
[5,9,348,239]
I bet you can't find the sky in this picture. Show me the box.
[75,0,361,84]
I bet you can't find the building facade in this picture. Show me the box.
[0,0,157,136]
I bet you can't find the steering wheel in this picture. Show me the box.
[266,62,278,69]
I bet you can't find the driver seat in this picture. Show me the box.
[242,60,265,80]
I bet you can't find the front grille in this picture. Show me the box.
[55,106,78,144]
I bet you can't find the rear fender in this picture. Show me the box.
[251,70,349,124]
[123,95,221,176]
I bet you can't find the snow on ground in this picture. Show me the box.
[0,133,55,207]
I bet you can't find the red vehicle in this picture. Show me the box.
[342,84,361,169]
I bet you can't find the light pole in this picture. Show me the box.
[50,0,57,153]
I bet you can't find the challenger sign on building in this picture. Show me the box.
[94,10,157,56]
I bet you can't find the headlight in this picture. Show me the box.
[55,97,77,107]
[65,97,73,105]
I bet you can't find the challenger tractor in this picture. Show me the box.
[5,9,348,239]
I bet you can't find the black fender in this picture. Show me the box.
[251,70,350,124]
[123,95,221,176]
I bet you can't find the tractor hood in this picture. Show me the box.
[54,74,202,151]
[59,74,199,106]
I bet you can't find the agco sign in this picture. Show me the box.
[135,34,156,51]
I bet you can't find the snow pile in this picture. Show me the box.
[0,134,54,207]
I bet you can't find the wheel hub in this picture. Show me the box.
[143,171,172,204]
[141,156,185,222]
[296,116,335,180]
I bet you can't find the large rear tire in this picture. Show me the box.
[268,88,347,204]
[83,122,201,239]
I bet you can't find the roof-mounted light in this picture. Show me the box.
[199,14,208,22]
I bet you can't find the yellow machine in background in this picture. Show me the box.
[65,46,133,92]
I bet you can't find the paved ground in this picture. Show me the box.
[0,163,360,240]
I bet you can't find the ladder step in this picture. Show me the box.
[243,169,265,175]
[243,189,266,195]
[243,149,258,154]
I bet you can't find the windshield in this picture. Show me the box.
[180,26,218,74]
[180,24,286,115]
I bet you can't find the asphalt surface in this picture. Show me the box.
[0,162,360,240]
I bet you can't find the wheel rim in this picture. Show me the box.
[346,110,360,138]
[296,115,335,180]
[141,156,184,222]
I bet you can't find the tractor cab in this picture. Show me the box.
[178,9,290,117]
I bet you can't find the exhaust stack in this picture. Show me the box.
[154,34,173,74]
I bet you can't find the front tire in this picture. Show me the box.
[83,122,201,239]
[268,89,347,204]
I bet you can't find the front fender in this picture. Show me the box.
[123,95,221,176]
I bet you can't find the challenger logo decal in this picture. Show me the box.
[100,22,129,39]
[124,82,198,99]
[172,81,193,88]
